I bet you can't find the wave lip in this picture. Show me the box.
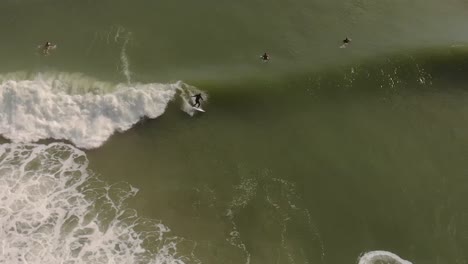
[358,250,412,264]
[0,72,182,149]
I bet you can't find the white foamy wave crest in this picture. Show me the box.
[0,143,191,264]
[0,72,183,149]
[358,251,412,264]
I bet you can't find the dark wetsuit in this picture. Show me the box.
[261,53,269,61]
[192,94,203,108]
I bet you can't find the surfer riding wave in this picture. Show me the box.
[191,93,204,108]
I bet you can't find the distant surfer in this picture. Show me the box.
[191,94,204,108]
[40,41,56,55]
[340,37,351,48]
[260,52,269,62]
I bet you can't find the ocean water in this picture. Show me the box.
[1,0,468,263]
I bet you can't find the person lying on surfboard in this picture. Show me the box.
[342,37,351,44]
[260,52,270,61]
[191,94,204,108]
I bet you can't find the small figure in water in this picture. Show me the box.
[339,37,352,48]
[191,94,203,108]
[260,52,269,61]
[41,41,55,55]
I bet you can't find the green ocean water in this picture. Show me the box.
[1,0,468,263]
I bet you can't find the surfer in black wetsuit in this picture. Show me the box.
[261,52,269,61]
[191,94,203,108]
[343,37,351,44]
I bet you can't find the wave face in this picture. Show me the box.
[358,251,412,264]
[0,72,186,149]
[0,143,191,264]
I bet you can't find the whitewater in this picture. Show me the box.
[0,143,195,264]
[0,72,204,149]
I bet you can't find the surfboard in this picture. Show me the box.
[193,107,205,113]
[37,44,57,50]
[260,56,269,62]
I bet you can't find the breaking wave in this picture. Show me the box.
[0,72,203,149]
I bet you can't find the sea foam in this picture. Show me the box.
[358,250,412,264]
[0,72,196,149]
[0,143,190,264]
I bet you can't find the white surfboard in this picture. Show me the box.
[193,107,205,113]
[37,44,57,50]
[259,56,269,62]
